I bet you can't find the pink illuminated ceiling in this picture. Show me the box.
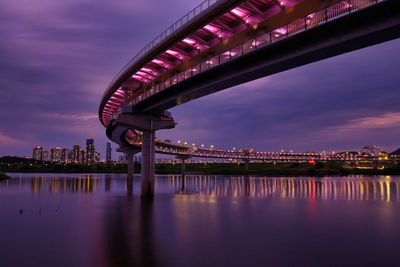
[101,0,292,125]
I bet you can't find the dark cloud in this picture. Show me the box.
[0,0,399,158]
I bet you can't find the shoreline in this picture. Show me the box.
[0,173,10,181]
[1,161,399,177]
[2,168,400,177]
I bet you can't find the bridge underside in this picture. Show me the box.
[103,0,400,196]
[131,0,400,113]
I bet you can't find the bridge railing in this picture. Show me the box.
[106,0,221,93]
[130,0,385,106]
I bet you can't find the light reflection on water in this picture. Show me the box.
[1,174,400,267]
[6,174,400,202]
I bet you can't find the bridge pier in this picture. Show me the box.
[141,129,156,196]
[176,155,191,175]
[117,111,175,197]
[128,153,135,179]
[244,158,250,171]
[117,146,140,180]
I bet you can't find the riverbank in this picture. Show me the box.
[1,162,400,176]
[0,173,10,181]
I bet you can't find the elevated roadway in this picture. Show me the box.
[99,0,400,196]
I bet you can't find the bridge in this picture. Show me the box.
[99,0,400,196]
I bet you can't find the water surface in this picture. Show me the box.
[1,174,400,266]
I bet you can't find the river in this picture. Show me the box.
[0,174,399,266]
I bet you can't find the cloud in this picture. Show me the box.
[44,113,98,122]
[0,131,22,146]
[336,113,400,131]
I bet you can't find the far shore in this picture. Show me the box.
[2,163,400,177]
[0,173,10,181]
[1,158,399,177]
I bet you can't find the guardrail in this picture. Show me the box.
[106,0,221,92]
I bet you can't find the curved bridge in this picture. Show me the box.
[99,0,400,196]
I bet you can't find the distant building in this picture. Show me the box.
[81,150,86,164]
[86,138,95,164]
[71,144,83,164]
[119,153,129,164]
[106,142,112,163]
[95,151,101,163]
[61,148,69,163]
[32,146,43,161]
[43,151,49,161]
[50,147,61,163]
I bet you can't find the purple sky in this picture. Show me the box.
[0,0,399,159]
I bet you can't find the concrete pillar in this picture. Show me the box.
[374,160,379,170]
[116,112,176,197]
[244,159,249,171]
[181,175,186,193]
[117,146,140,181]
[127,153,135,180]
[181,159,186,175]
[176,155,191,175]
[141,129,155,197]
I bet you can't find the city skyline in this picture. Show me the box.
[31,138,106,162]
[0,0,399,158]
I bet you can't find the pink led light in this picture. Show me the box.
[223,51,237,57]
[141,67,157,75]
[132,75,150,82]
[166,49,180,56]
[110,94,123,98]
[137,71,153,78]
[204,24,220,33]
[274,27,286,35]
[152,59,163,64]
[182,38,196,45]
[231,7,247,18]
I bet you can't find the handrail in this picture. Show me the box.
[106,0,221,91]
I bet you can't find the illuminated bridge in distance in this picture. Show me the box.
[99,0,400,196]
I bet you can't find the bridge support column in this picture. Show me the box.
[116,111,176,197]
[244,158,250,171]
[128,153,135,179]
[117,146,141,180]
[176,155,191,175]
[141,129,156,196]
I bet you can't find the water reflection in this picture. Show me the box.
[3,174,400,202]
[1,174,400,266]
[168,176,400,202]
[101,197,162,266]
